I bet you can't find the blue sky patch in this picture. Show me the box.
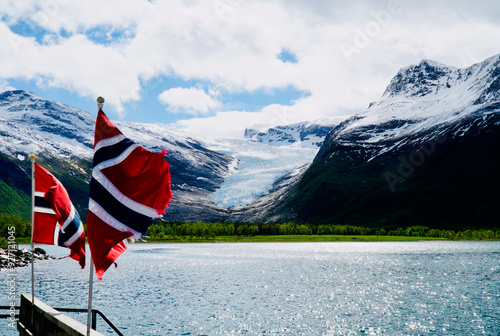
[8,20,134,46]
[84,25,135,46]
[277,49,298,64]
[8,20,54,44]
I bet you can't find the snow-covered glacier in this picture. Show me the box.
[205,139,317,208]
[203,119,343,208]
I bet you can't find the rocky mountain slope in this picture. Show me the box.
[260,54,500,229]
[0,90,233,222]
[0,90,338,223]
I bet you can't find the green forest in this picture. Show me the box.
[1,213,499,248]
[145,221,500,241]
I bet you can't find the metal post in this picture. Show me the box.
[92,310,97,330]
[86,257,94,336]
[30,154,36,325]
[88,96,104,336]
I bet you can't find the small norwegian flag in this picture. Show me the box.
[33,163,86,268]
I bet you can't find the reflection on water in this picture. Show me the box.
[3,241,500,335]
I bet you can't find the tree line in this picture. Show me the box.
[1,213,499,248]
[146,221,500,241]
[0,213,31,238]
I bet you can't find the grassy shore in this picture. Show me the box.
[13,235,499,246]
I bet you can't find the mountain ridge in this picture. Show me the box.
[256,54,500,229]
[0,90,234,221]
[244,118,343,148]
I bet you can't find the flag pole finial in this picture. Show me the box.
[30,154,35,162]
[97,96,105,110]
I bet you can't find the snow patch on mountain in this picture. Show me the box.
[0,90,94,160]
[244,117,344,148]
[0,90,220,173]
[114,120,209,168]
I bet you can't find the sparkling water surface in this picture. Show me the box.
[2,241,499,335]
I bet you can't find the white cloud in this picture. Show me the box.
[173,101,346,139]
[158,87,219,115]
[174,110,274,139]
[1,0,500,136]
[0,79,15,92]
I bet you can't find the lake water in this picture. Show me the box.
[2,241,499,335]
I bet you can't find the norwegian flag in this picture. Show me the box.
[87,109,172,280]
[33,163,86,268]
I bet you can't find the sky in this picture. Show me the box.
[1,0,500,138]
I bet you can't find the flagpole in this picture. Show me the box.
[87,96,104,336]
[30,154,36,324]
[86,258,94,336]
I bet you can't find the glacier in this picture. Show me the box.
[204,138,319,208]
[202,118,343,208]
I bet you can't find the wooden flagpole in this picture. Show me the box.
[87,96,104,336]
[30,154,36,324]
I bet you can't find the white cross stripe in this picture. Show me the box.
[93,134,128,153]
[63,223,84,247]
[88,199,142,239]
[34,206,56,215]
[92,142,159,219]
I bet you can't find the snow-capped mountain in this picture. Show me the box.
[327,54,500,147]
[0,90,94,160]
[244,118,343,148]
[0,90,233,221]
[258,54,500,229]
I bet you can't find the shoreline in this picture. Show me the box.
[0,246,51,269]
[12,235,500,246]
[138,234,500,243]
